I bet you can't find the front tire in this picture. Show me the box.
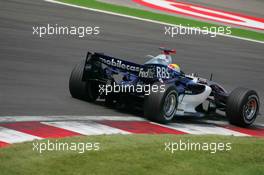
[226,87,259,127]
[144,83,178,123]
[69,60,99,102]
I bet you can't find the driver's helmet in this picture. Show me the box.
[168,64,181,73]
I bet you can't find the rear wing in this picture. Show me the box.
[83,52,172,81]
[91,52,141,74]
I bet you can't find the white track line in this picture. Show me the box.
[44,0,264,44]
[42,121,130,135]
[168,123,249,136]
[0,116,146,123]
[0,126,41,143]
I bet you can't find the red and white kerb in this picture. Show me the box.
[133,0,264,30]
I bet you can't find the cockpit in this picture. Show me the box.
[144,54,172,66]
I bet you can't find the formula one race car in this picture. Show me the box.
[69,48,260,127]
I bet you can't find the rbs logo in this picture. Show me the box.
[156,67,170,79]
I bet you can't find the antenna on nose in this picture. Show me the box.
[159,47,176,55]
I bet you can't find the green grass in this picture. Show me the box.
[57,0,264,42]
[1,134,264,175]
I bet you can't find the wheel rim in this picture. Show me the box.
[243,97,257,121]
[163,91,177,119]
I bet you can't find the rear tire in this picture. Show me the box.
[105,93,115,107]
[69,60,99,102]
[226,87,259,127]
[144,83,178,123]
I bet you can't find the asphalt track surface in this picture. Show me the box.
[0,0,263,124]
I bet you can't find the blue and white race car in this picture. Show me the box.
[69,48,260,127]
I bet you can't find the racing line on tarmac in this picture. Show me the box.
[0,116,264,148]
